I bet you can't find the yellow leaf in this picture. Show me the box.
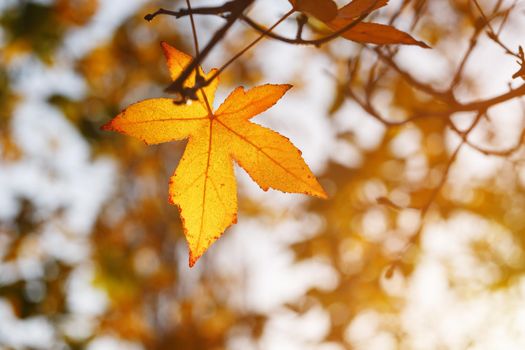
[103,42,326,267]
[289,0,338,22]
[217,86,325,196]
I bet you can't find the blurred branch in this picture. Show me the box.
[449,24,483,89]
[340,72,525,126]
[386,111,485,277]
[239,12,369,46]
[424,111,485,212]
[472,0,520,58]
[448,115,525,157]
[373,48,456,103]
[456,83,525,111]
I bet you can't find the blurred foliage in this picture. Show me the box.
[2,0,525,349]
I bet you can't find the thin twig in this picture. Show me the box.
[205,9,295,85]
[472,0,519,58]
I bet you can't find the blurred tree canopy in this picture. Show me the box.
[2,0,525,349]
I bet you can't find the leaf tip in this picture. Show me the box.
[159,40,170,50]
[160,41,171,57]
[275,83,293,95]
[417,40,431,49]
[377,196,402,210]
[160,41,181,62]
[318,189,329,200]
[313,186,329,200]
[100,120,115,131]
[306,174,328,199]
[188,252,199,268]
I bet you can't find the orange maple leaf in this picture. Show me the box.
[102,42,327,267]
[289,0,429,48]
